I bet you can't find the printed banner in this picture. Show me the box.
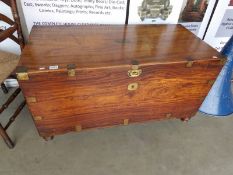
[21,0,127,33]
[204,0,233,51]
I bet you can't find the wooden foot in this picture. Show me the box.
[1,83,8,94]
[43,136,54,141]
[180,117,190,122]
[0,124,14,149]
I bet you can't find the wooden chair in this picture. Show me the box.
[0,0,26,149]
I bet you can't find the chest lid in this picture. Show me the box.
[18,24,222,73]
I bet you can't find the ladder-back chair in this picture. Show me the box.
[0,0,26,149]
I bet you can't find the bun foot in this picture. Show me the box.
[180,117,190,122]
[43,136,54,141]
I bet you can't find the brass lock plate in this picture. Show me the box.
[128,83,138,91]
[128,69,142,78]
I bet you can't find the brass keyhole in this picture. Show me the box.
[128,83,138,91]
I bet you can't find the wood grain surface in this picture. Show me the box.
[17,25,224,138]
[18,24,221,71]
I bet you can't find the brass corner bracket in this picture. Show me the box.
[16,66,29,81]
[186,61,194,68]
[67,64,76,77]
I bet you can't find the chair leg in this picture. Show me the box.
[4,100,26,130]
[0,123,14,149]
[1,83,9,94]
[0,88,26,149]
[0,88,21,114]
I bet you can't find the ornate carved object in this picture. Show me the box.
[138,0,173,21]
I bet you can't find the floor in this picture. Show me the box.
[1,88,233,175]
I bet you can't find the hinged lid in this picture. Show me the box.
[18,24,223,73]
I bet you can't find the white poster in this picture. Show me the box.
[21,0,127,33]
[179,0,217,39]
[0,2,21,54]
[128,0,184,24]
[204,0,233,51]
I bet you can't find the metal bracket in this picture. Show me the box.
[75,125,82,132]
[166,113,172,119]
[124,119,129,125]
[26,97,37,103]
[208,80,215,85]
[186,61,194,68]
[34,116,42,121]
[128,61,142,78]
[16,66,29,81]
[67,64,76,77]
[219,57,227,65]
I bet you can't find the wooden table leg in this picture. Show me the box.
[0,123,14,149]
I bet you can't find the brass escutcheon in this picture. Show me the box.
[128,83,138,91]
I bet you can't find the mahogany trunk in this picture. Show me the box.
[17,25,224,138]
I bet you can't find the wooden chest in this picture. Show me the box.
[16,25,225,139]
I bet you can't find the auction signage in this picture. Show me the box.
[21,0,128,33]
[128,0,217,39]
[204,0,233,51]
